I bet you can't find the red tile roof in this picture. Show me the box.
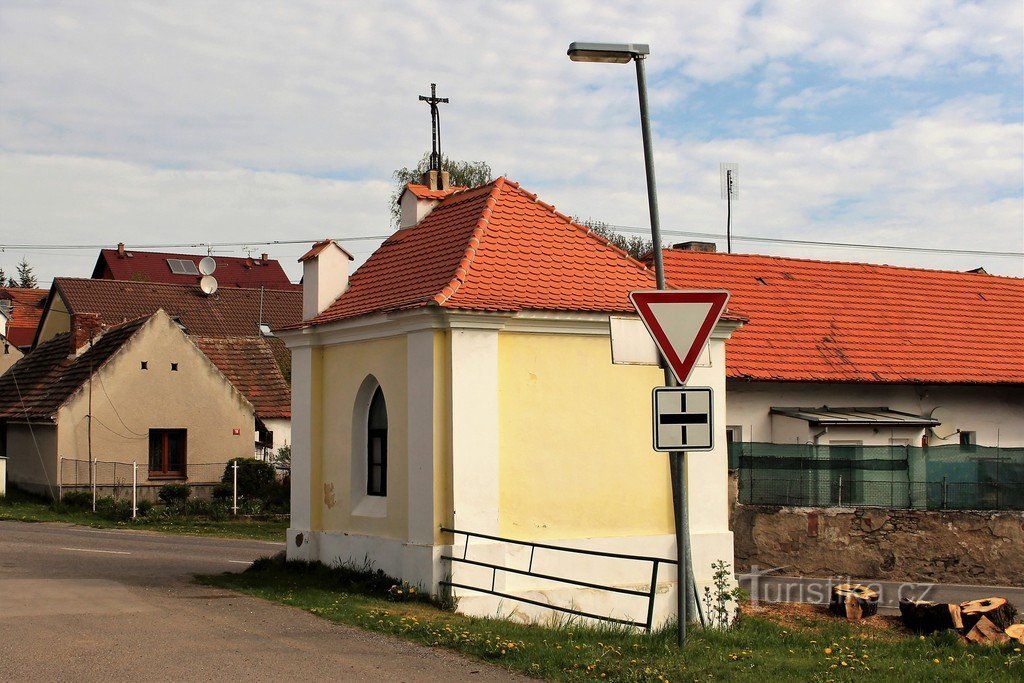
[92,249,300,290]
[660,250,1024,385]
[307,178,657,326]
[402,183,468,201]
[194,337,291,418]
[0,317,147,420]
[0,288,48,349]
[52,278,302,340]
[298,239,355,263]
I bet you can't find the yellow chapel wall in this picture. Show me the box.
[497,331,673,540]
[317,335,410,541]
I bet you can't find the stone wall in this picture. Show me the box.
[729,476,1024,586]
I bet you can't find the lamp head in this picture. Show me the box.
[567,42,650,64]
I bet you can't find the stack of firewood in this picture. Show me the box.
[899,596,1023,645]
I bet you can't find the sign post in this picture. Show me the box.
[630,290,729,646]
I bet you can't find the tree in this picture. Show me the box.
[576,218,654,261]
[390,153,493,226]
[16,258,37,288]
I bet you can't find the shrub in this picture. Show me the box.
[274,444,291,469]
[211,482,233,501]
[95,496,133,521]
[58,491,93,510]
[136,499,154,517]
[158,483,191,505]
[222,458,277,501]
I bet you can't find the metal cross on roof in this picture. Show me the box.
[418,83,449,174]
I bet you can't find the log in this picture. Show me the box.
[1004,623,1024,644]
[959,597,1017,632]
[964,616,1011,646]
[829,583,879,620]
[899,598,962,634]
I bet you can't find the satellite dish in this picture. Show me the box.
[199,275,219,296]
[929,407,958,440]
[199,256,217,275]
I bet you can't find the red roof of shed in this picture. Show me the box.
[0,287,48,349]
[661,250,1024,385]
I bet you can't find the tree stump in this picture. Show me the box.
[959,598,1017,632]
[829,584,879,620]
[899,598,963,634]
[964,616,1011,646]
[1004,623,1024,644]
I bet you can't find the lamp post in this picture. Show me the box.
[568,41,694,647]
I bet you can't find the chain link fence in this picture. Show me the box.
[59,458,230,502]
[731,443,1024,511]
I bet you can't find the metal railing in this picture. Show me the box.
[439,527,676,631]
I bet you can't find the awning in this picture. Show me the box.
[770,406,941,427]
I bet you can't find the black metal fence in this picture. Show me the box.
[732,443,1024,511]
[440,527,676,631]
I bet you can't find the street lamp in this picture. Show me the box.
[569,41,693,648]
[566,42,666,290]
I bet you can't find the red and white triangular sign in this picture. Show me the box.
[629,290,730,384]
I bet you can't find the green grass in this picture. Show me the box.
[0,486,287,542]
[199,555,1023,682]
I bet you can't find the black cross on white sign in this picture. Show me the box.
[652,387,714,452]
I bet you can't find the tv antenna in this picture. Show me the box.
[720,163,738,254]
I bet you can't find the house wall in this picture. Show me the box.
[316,335,409,541]
[5,422,58,496]
[727,381,1024,447]
[262,418,291,453]
[55,313,253,485]
[0,340,23,376]
[35,292,70,345]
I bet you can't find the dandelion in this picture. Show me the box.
[933,658,941,664]
[824,647,833,655]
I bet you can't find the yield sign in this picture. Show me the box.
[629,290,730,384]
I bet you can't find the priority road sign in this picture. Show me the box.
[652,387,714,452]
[629,290,730,385]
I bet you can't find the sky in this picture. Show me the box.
[1,0,1022,288]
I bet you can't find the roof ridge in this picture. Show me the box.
[433,177,507,306]
[56,276,302,293]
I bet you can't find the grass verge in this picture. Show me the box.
[199,554,1023,681]
[0,486,287,542]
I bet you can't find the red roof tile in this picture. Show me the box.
[194,337,291,419]
[298,239,354,263]
[307,178,657,325]
[53,278,302,340]
[0,288,47,349]
[661,251,1024,385]
[402,183,468,201]
[0,317,147,420]
[92,249,300,290]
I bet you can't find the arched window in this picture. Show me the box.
[366,386,388,496]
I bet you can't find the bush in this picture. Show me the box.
[57,491,93,510]
[222,458,277,501]
[136,499,154,517]
[95,496,132,521]
[211,482,233,501]
[164,497,229,521]
[158,483,191,505]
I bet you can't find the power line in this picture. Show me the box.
[603,225,1024,259]
[2,229,1022,259]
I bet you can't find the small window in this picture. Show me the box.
[149,429,187,477]
[170,362,178,371]
[366,387,388,497]
[960,431,977,451]
[166,259,200,275]
[141,361,148,370]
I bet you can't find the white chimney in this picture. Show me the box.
[299,240,355,320]
[398,171,454,229]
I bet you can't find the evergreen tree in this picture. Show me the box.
[16,258,37,288]
[390,154,493,226]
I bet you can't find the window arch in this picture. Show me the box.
[366,386,388,496]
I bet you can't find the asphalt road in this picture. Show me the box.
[0,521,517,682]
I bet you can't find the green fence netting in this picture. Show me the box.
[730,443,1024,511]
